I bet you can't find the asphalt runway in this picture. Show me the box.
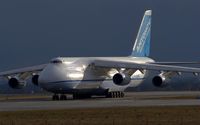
[0,91,200,111]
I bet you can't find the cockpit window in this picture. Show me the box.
[50,59,63,64]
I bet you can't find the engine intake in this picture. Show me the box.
[8,78,26,89]
[152,75,168,87]
[32,75,39,86]
[113,73,131,86]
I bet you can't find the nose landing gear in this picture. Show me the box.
[52,94,59,100]
[52,94,67,101]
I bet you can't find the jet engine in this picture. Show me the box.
[113,73,131,86]
[152,75,169,87]
[32,75,39,86]
[8,77,26,89]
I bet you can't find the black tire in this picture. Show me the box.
[121,92,125,98]
[52,94,59,101]
[117,91,120,98]
[73,93,79,99]
[106,91,125,98]
[60,94,67,100]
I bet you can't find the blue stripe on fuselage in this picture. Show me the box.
[42,78,145,84]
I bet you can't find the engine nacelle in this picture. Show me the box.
[8,78,26,89]
[152,75,169,87]
[113,73,131,86]
[32,75,39,86]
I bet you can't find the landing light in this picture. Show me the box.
[68,73,83,79]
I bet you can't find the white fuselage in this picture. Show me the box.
[38,57,154,94]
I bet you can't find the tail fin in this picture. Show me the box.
[131,10,152,57]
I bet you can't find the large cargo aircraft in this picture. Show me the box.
[0,10,200,100]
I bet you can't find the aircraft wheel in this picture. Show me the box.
[106,92,113,98]
[52,94,59,101]
[106,92,115,98]
[121,92,124,98]
[60,94,67,100]
[106,91,125,98]
[119,92,124,98]
[73,93,79,99]
[114,92,118,98]
[111,92,115,98]
[117,91,121,98]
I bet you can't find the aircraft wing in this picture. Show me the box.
[93,60,200,74]
[0,64,47,77]
[150,62,200,65]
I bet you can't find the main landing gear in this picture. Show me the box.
[106,91,124,98]
[52,94,67,101]
[52,93,92,100]
[52,91,125,100]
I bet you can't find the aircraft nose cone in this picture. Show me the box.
[39,64,66,84]
[38,63,77,92]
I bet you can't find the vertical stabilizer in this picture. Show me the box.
[131,10,152,57]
